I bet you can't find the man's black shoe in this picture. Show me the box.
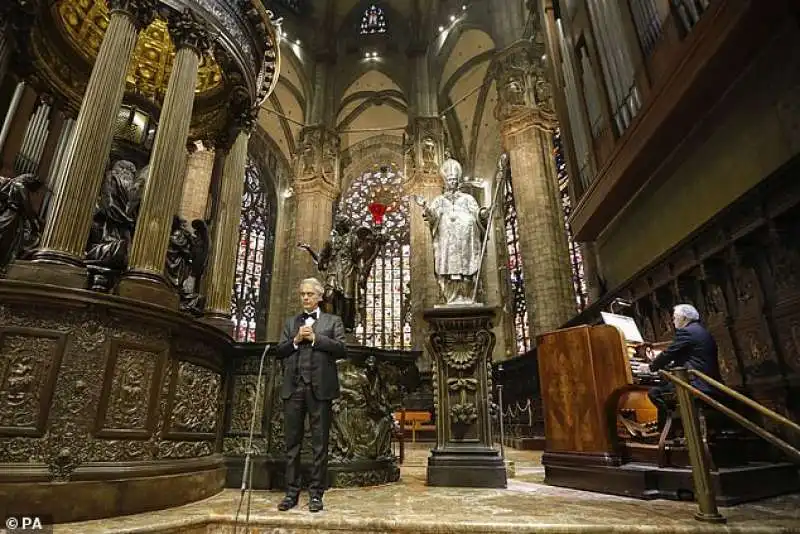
[308,496,324,513]
[277,495,298,511]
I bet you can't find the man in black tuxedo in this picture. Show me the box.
[648,304,722,430]
[275,277,346,513]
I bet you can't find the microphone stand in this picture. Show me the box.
[233,342,271,534]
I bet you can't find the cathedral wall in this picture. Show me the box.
[596,22,800,290]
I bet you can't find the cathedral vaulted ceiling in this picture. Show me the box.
[259,0,505,181]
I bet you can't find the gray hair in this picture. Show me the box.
[673,304,700,322]
[299,277,325,299]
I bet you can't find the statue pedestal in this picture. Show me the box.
[423,305,507,488]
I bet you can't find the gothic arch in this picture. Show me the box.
[339,134,404,194]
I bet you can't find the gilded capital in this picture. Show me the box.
[167,9,211,56]
[106,0,158,31]
[492,42,556,123]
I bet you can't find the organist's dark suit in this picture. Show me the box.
[648,319,721,429]
[275,308,346,507]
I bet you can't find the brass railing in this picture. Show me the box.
[660,367,800,523]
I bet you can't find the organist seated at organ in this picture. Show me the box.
[603,304,723,433]
[644,304,722,431]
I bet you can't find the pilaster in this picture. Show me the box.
[404,117,444,370]
[495,42,576,335]
[180,143,216,223]
[287,126,340,302]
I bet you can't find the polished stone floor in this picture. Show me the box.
[55,445,800,533]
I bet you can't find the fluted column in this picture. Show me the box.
[13,0,157,286]
[118,10,210,306]
[203,112,255,330]
[496,43,576,335]
[37,106,66,181]
[0,81,37,175]
[15,94,52,175]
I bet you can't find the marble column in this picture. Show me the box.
[180,143,215,223]
[15,94,52,175]
[118,10,210,306]
[0,81,37,175]
[496,42,576,335]
[287,126,340,304]
[37,106,67,181]
[266,189,296,341]
[14,0,157,286]
[403,117,444,370]
[202,112,255,331]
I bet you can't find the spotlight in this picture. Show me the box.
[450,14,456,21]
[438,25,444,32]
[365,52,370,58]
[462,5,467,10]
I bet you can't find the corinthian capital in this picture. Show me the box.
[492,42,555,123]
[107,0,158,31]
[167,8,211,56]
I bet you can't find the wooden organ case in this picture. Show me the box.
[537,323,800,503]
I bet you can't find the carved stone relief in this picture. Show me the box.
[168,361,221,435]
[0,299,223,473]
[0,332,62,432]
[100,346,161,432]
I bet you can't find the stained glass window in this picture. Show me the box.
[554,129,588,311]
[360,4,387,35]
[231,155,276,342]
[501,158,531,355]
[341,165,411,349]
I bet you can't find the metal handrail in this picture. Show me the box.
[662,370,800,463]
[659,366,800,523]
[689,369,800,437]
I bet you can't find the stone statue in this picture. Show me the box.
[330,356,394,461]
[298,215,387,333]
[85,160,145,291]
[414,155,490,305]
[165,216,210,316]
[0,173,46,272]
[421,136,438,173]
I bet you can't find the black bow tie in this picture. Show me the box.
[302,312,317,321]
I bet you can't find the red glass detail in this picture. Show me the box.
[368,202,387,224]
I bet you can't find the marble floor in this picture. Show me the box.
[54,445,800,533]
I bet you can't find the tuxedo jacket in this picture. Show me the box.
[276,311,346,400]
[649,320,721,392]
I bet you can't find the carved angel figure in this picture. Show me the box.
[0,172,45,271]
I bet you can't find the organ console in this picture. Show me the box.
[537,314,796,502]
[536,314,671,477]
